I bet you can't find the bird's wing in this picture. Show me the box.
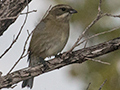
[28,20,46,57]
[34,20,46,32]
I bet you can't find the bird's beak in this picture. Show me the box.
[69,9,78,14]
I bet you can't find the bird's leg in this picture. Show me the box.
[39,57,50,72]
[55,53,62,58]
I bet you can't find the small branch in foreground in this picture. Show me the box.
[0,10,36,21]
[86,58,110,65]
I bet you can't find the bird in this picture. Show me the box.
[22,4,77,89]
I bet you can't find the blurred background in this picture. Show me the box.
[0,0,120,90]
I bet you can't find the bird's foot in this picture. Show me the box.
[55,53,62,58]
[39,57,50,72]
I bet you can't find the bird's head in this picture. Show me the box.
[47,4,77,22]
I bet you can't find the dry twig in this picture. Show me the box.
[0,16,18,20]
[86,58,110,65]
[98,80,107,90]
[42,5,52,19]
[86,83,91,90]
[20,10,37,15]
[77,26,120,46]
[104,13,120,18]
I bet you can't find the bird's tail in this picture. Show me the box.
[22,54,44,89]
[22,54,37,89]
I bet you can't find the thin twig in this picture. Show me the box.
[0,15,18,20]
[42,5,52,20]
[104,13,120,18]
[86,83,91,90]
[86,58,110,65]
[84,33,89,48]
[98,0,102,12]
[98,79,107,90]
[77,26,120,46]
[0,10,37,21]
[83,0,102,48]
[20,10,37,15]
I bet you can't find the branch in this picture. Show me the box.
[0,36,120,89]
[0,0,32,36]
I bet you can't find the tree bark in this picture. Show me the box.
[0,36,120,89]
[0,0,32,36]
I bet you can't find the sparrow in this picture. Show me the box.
[22,4,77,89]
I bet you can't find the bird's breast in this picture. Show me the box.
[30,20,69,58]
[46,29,69,57]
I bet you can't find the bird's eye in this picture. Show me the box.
[60,8,66,11]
